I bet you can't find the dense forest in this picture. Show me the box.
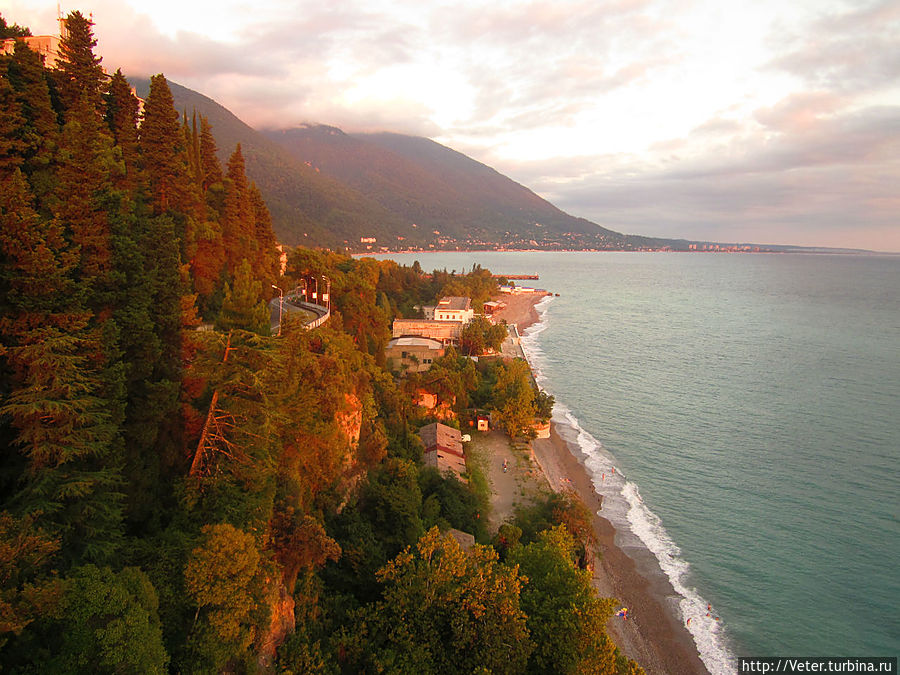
[0,12,641,673]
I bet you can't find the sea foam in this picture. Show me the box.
[520,296,738,675]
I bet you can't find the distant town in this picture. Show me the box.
[350,231,787,255]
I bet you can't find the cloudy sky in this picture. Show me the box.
[9,0,900,251]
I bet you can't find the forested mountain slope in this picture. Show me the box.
[265,124,625,245]
[132,79,408,248]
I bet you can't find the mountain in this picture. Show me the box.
[132,79,408,248]
[131,78,646,250]
[134,78,804,253]
[263,125,628,248]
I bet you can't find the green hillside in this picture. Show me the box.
[132,79,410,248]
[265,124,629,247]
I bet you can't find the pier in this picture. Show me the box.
[493,274,539,280]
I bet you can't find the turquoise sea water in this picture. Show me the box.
[374,251,900,672]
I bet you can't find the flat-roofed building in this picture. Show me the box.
[392,318,463,345]
[435,296,474,323]
[483,300,505,317]
[385,336,445,373]
[1,35,62,66]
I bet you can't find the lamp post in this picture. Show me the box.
[272,284,283,336]
[322,275,330,312]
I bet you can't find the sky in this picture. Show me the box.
[7,0,900,251]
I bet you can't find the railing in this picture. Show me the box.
[271,294,330,334]
[290,299,330,330]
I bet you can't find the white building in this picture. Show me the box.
[434,296,474,324]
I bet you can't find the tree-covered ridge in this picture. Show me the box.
[1,11,642,674]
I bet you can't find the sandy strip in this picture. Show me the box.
[495,291,710,675]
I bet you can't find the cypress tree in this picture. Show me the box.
[190,110,201,187]
[199,115,223,195]
[249,182,280,286]
[221,144,254,276]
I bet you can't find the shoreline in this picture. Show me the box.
[494,293,710,675]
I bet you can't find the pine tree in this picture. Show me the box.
[139,74,184,216]
[55,11,105,115]
[54,98,114,309]
[0,170,123,566]
[104,69,141,191]
[0,66,26,175]
[5,41,59,210]
[215,259,270,335]
[0,15,32,39]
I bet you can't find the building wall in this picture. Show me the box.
[434,307,474,323]
[385,343,444,372]
[2,35,62,67]
[392,319,463,345]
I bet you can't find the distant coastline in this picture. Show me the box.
[353,244,889,257]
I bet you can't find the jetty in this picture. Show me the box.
[492,274,539,280]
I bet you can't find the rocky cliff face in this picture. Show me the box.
[257,583,296,671]
[336,393,362,450]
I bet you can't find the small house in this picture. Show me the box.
[476,415,490,432]
[385,336,445,372]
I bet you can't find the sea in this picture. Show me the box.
[372,251,900,673]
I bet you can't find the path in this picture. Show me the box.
[468,429,547,532]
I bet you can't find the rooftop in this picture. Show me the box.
[419,422,463,456]
[387,336,445,349]
[437,296,471,311]
[423,448,467,481]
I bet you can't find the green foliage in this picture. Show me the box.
[104,69,141,189]
[0,14,31,38]
[492,358,537,438]
[216,258,271,334]
[0,512,61,647]
[68,565,168,672]
[418,466,483,538]
[55,11,104,114]
[535,388,555,421]
[0,18,641,673]
[460,314,508,355]
[1,318,125,566]
[418,346,478,411]
[510,526,621,675]
[184,523,268,671]
[512,491,597,566]
[5,40,58,206]
[343,528,532,674]
[140,74,188,215]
